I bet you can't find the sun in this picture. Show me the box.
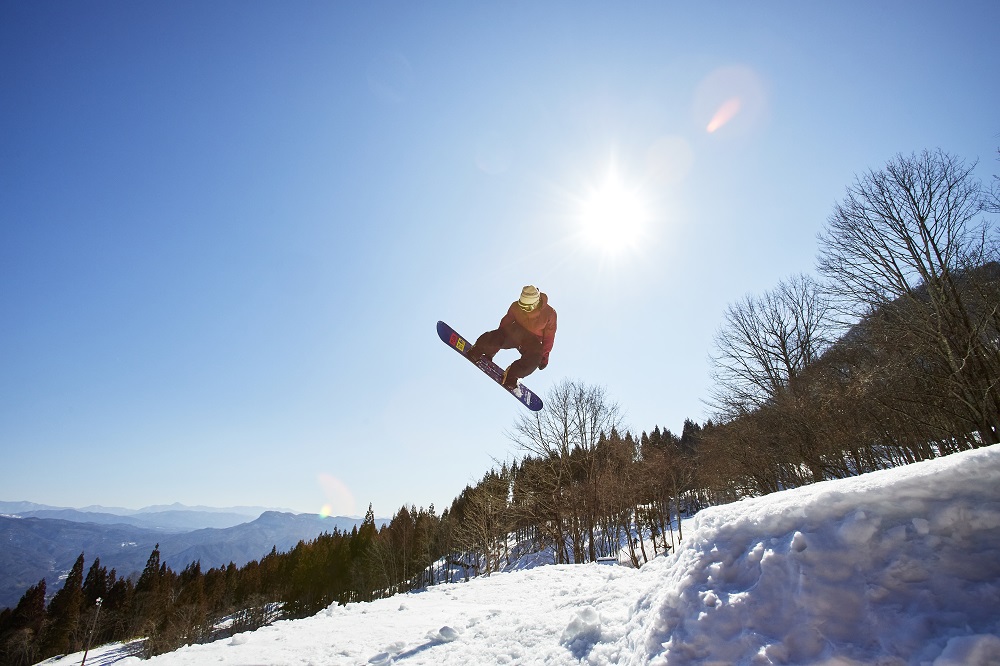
[578,166,648,256]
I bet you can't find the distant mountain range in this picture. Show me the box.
[0,501,383,610]
[0,500,301,531]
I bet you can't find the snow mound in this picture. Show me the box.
[934,634,1000,666]
[632,444,1000,664]
[561,606,602,657]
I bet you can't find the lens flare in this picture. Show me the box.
[317,473,356,518]
[692,65,767,137]
[706,97,742,133]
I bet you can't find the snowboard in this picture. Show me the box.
[436,321,544,411]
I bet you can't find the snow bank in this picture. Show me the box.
[631,444,1000,664]
[44,445,1000,666]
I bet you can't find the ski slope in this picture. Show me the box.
[46,444,1000,665]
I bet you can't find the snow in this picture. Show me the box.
[44,445,1000,665]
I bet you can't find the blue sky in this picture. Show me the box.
[2,1,998,518]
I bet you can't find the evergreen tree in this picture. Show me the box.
[2,578,46,635]
[0,579,46,666]
[136,544,161,595]
[359,504,377,542]
[82,557,108,607]
[4,579,46,633]
[351,504,378,601]
[133,544,167,636]
[99,570,133,645]
[41,553,85,657]
[158,560,209,650]
[680,419,702,453]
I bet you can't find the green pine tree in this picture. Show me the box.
[82,557,108,607]
[133,544,166,636]
[41,553,85,657]
[0,578,46,666]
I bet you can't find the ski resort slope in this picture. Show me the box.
[51,445,1000,666]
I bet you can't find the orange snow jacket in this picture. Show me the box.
[499,292,557,357]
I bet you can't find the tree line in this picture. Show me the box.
[2,148,996,664]
[703,149,999,496]
[0,505,429,664]
[0,401,704,664]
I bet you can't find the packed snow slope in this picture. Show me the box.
[48,444,1000,665]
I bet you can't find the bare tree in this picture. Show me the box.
[509,379,625,563]
[708,273,836,482]
[709,273,834,418]
[511,380,623,457]
[817,149,1000,445]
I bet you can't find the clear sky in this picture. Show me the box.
[2,1,998,518]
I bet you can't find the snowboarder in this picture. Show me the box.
[467,285,557,391]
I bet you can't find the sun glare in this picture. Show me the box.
[579,167,648,256]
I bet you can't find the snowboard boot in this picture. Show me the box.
[466,345,494,366]
[501,366,520,392]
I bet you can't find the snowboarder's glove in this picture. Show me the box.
[538,354,549,370]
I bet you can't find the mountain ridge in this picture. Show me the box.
[0,500,298,518]
[0,509,384,609]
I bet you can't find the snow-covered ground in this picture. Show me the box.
[45,445,1000,665]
